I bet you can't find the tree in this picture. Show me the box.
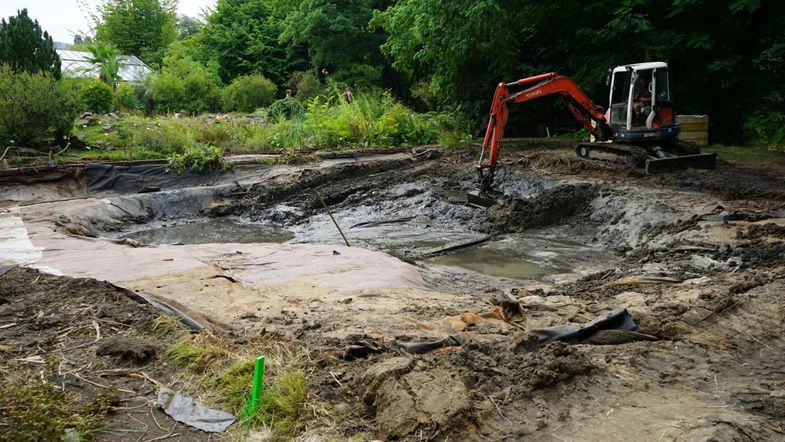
[0,9,61,79]
[84,42,121,90]
[282,0,386,86]
[199,0,296,85]
[176,15,203,40]
[374,0,785,141]
[0,65,79,146]
[93,0,177,65]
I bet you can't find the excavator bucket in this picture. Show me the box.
[644,152,717,174]
[467,190,497,208]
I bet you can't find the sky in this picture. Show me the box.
[0,0,217,44]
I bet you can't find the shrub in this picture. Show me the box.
[744,109,785,150]
[287,71,321,102]
[114,83,142,111]
[81,80,114,113]
[0,64,79,146]
[150,52,221,115]
[332,63,382,89]
[267,97,305,122]
[221,74,277,113]
[167,143,230,173]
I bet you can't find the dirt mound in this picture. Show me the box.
[96,335,159,363]
[445,340,596,397]
[725,223,785,269]
[479,183,598,234]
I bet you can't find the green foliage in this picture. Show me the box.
[266,97,305,122]
[94,0,177,65]
[332,63,382,89]
[743,109,785,150]
[222,74,278,113]
[281,0,384,78]
[374,0,785,141]
[287,70,322,101]
[0,380,112,441]
[0,65,79,146]
[115,83,142,110]
[240,369,309,438]
[200,0,293,85]
[167,143,230,173]
[150,44,222,114]
[0,9,61,79]
[165,340,220,369]
[81,80,115,114]
[176,14,203,40]
[83,42,121,89]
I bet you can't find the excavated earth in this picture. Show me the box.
[2,147,785,441]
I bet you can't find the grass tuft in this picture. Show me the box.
[0,380,114,441]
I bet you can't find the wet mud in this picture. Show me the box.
[4,147,785,440]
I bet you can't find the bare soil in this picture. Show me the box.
[3,145,785,441]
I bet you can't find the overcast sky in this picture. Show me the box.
[1,0,217,44]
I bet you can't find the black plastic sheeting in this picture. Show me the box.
[84,163,226,194]
[0,264,14,278]
[532,308,640,345]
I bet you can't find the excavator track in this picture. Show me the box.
[576,142,648,166]
[576,141,717,173]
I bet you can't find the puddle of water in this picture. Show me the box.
[426,247,570,280]
[120,217,293,245]
[424,235,613,281]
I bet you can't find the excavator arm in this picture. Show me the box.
[476,73,611,191]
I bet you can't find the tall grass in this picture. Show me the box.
[74,88,472,160]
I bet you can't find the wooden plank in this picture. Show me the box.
[680,122,709,132]
[677,115,710,124]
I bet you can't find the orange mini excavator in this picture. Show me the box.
[473,62,716,200]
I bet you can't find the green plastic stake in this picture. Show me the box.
[546,126,551,138]
[245,355,265,417]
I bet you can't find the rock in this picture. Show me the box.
[68,135,86,149]
[770,390,785,399]
[103,124,116,133]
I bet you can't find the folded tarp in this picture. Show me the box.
[156,387,235,432]
[532,308,640,345]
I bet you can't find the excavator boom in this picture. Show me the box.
[476,73,610,191]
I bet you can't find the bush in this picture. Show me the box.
[81,80,114,113]
[267,97,305,122]
[287,71,321,102]
[0,64,79,146]
[221,74,277,113]
[332,64,382,89]
[167,143,230,173]
[150,52,221,115]
[744,109,785,150]
[114,83,142,111]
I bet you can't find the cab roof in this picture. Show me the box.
[611,62,668,74]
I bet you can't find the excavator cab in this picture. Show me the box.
[607,62,680,142]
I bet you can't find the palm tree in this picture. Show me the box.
[84,42,121,90]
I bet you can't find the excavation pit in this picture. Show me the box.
[4,149,785,441]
